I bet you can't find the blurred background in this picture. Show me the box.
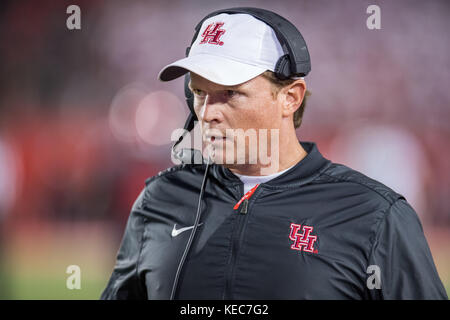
[0,0,449,299]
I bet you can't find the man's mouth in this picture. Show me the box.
[204,132,228,143]
[210,136,225,142]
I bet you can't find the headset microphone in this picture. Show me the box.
[171,138,205,165]
[171,73,205,165]
[171,112,204,165]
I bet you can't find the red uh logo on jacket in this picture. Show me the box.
[289,223,318,254]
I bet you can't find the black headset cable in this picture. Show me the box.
[169,149,212,300]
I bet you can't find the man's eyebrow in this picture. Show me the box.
[188,81,242,91]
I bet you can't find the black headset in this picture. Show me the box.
[170,7,311,299]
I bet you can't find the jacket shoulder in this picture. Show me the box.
[129,164,205,212]
[319,162,406,205]
[144,164,205,186]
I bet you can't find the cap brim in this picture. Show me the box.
[157,54,267,86]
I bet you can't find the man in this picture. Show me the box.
[101,9,448,299]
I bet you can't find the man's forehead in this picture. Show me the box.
[189,72,256,90]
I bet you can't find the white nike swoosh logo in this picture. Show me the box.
[171,223,204,237]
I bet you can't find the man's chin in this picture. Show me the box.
[205,150,254,167]
[203,147,234,165]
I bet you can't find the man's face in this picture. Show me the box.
[189,72,282,167]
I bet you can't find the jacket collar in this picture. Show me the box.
[211,141,332,188]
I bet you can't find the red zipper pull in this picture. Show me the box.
[233,184,260,211]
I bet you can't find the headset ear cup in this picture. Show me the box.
[274,54,292,80]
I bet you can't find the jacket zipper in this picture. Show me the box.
[239,198,248,214]
[223,185,259,299]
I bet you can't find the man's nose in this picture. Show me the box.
[200,94,223,124]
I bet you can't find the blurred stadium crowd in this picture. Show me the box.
[0,0,449,298]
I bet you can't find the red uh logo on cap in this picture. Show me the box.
[200,22,226,46]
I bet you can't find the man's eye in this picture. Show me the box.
[192,89,205,96]
[225,90,237,98]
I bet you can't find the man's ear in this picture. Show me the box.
[281,80,306,117]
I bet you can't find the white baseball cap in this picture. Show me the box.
[158,13,287,86]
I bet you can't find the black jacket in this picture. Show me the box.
[101,141,448,300]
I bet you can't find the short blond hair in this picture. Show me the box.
[261,70,311,129]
